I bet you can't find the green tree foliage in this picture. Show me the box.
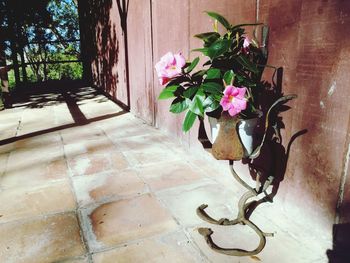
[0,0,82,85]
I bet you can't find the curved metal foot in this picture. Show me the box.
[196,204,233,225]
[198,220,272,257]
[196,162,275,256]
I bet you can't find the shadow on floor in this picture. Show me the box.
[1,83,127,146]
[11,81,108,109]
[327,223,350,263]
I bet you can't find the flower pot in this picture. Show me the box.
[209,115,259,160]
[208,116,220,143]
[237,118,259,157]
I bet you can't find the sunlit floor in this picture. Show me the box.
[0,87,327,263]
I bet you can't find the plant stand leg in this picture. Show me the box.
[196,161,274,256]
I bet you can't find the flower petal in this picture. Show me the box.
[159,77,170,85]
[155,61,165,77]
[228,107,239,117]
[224,85,234,96]
[174,53,186,68]
[236,87,247,98]
[161,52,175,64]
[243,36,250,48]
[232,98,247,111]
[220,97,231,111]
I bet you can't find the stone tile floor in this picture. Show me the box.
[0,87,329,262]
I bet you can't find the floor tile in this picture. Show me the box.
[0,153,9,176]
[61,126,107,145]
[63,137,117,159]
[84,194,178,251]
[73,169,147,206]
[123,145,181,166]
[13,132,62,150]
[138,161,203,191]
[55,256,89,263]
[0,213,86,263]
[112,134,162,151]
[93,231,206,263]
[67,151,129,177]
[0,180,76,224]
[1,157,68,189]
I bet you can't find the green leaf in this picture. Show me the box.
[194,32,221,46]
[231,23,263,30]
[183,86,199,99]
[158,85,178,100]
[236,55,259,74]
[206,68,221,80]
[182,110,197,132]
[186,57,200,73]
[203,96,220,112]
[203,96,214,107]
[205,11,231,30]
[169,98,189,114]
[235,74,256,87]
[192,48,209,56]
[207,39,231,59]
[189,91,205,116]
[192,70,207,78]
[202,82,223,95]
[223,70,235,85]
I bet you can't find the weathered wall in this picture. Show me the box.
[258,0,350,228]
[126,0,154,123]
[84,0,129,107]
[85,0,350,252]
[151,0,191,142]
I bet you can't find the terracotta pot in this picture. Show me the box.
[209,115,259,160]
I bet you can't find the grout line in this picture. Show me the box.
[59,131,92,258]
[182,227,211,263]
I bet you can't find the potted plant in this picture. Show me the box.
[155,11,297,257]
[155,11,295,161]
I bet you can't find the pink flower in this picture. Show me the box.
[242,36,251,54]
[220,85,247,117]
[155,52,186,85]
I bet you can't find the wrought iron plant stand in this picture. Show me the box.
[196,161,274,256]
[197,95,296,256]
